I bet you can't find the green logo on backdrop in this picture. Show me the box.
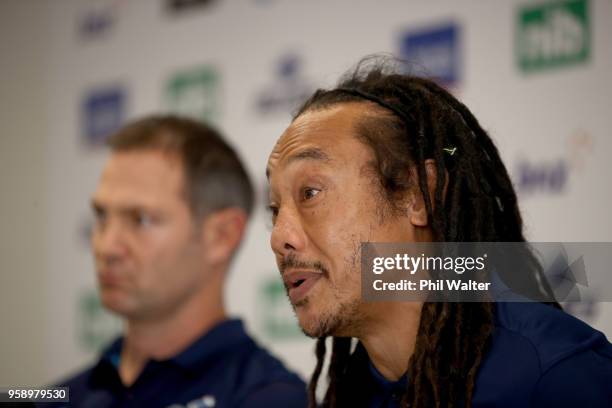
[517,0,590,72]
[259,276,303,340]
[77,288,122,352]
[166,65,220,122]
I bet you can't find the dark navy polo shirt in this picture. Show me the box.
[52,319,307,408]
[366,302,612,407]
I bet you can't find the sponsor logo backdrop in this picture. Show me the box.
[40,0,612,384]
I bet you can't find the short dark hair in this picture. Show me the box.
[108,114,254,219]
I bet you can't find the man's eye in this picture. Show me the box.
[266,205,279,228]
[132,213,153,228]
[303,187,321,200]
[267,205,279,219]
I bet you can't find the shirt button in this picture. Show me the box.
[391,391,402,401]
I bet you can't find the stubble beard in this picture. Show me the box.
[301,240,364,338]
[293,288,362,339]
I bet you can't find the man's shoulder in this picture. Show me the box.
[493,302,610,372]
[45,363,101,408]
[54,328,307,407]
[223,333,307,406]
[54,336,121,394]
[473,302,612,407]
[56,365,95,388]
[178,320,306,407]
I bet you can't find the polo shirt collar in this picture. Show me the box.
[368,358,408,394]
[170,318,249,370]
[94,318,249,378]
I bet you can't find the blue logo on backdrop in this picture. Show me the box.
[515,158,569,195]
[82,86,126,147]
[79,10,114,39]
[76,0,126,40]
[513,130,593,197]
[399,23,461,87]
[255,53,314,116]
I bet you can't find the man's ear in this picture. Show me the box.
[407,159,447,227]
[200,208,248,267]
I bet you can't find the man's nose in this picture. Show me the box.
[270,207,307,258]
[92,218,128,263]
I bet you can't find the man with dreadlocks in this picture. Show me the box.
[265,59,612,408]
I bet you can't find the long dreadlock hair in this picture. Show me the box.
[294,58,560,408]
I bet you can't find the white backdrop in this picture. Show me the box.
[6,0,611,386]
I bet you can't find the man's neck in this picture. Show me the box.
[118,291,226,386]
[358,301,423,381]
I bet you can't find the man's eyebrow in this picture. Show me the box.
[266,148,332,179]
[90,199,154,215]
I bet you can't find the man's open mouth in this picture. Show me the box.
[292,278,306,288]
[284,271,323,304]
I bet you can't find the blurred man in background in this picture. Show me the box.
[57,115,307,407]
[266,60,612,407]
